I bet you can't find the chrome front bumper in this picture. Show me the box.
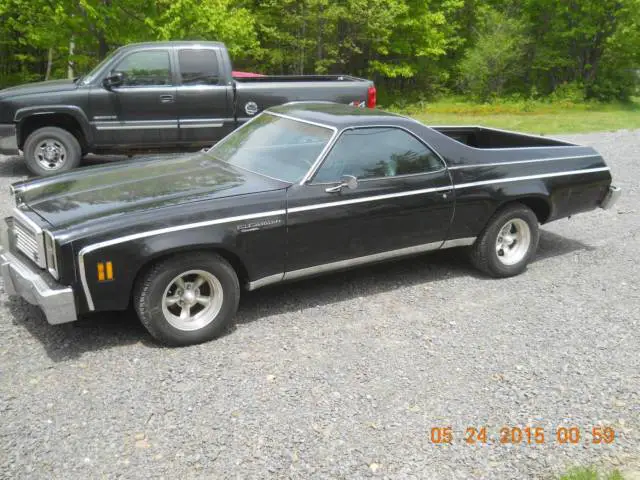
[600,185,621,210]
[0,242,77,325]
[0,123,19,155]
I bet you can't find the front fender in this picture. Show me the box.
[15,105,93,144]
[75,219,285,313]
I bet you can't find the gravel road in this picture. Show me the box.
[0,131,639,479]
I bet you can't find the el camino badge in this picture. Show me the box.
[237,217,282,232]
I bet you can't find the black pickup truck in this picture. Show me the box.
[0,41,376,176]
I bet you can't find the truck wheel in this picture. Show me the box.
[469,203,540,278]
[134,252,240,346]
[23,127,82,176]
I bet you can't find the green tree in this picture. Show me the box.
[457,9,528,100]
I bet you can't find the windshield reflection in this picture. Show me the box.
[207,113,334,183]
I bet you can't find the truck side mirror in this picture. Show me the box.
[103,72,124,90]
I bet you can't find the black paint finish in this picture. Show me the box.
[7,103,614,317]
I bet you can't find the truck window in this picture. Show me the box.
[178,49,220,86]
[112,50,171,87]
[313,127,444,183]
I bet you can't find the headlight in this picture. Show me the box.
[44,230,59,279]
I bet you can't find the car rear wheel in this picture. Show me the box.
[23,126,82,176]
[469,203,540,278]
[134,252,240,346]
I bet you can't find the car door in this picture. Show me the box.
[175,48,235,147]
[285,126,454,275]
[89,48,178,146]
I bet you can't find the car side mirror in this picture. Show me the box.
[325,175,358,193]
[103,72,124,90]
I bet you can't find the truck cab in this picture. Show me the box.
[0,41,375,176]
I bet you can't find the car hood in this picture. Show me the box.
[13,153,289,229]
[0,79,78,99]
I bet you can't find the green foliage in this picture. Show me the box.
[393,95,640,134]
[457,9,528,101]
[0,0,638,101]
[153,0,258,59]
[558,467,624,480]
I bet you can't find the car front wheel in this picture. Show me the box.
[470,203,540,278]
[134,252,240,346]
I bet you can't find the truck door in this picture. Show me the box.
[285,127,454,275]
[89,48,179,146]
[175,48,235,147]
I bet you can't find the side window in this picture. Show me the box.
[178,49,220,86]
[112,50,171,87]
[312,127,443,183]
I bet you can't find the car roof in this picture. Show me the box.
[117,41,225,51]
[267,103,413,129]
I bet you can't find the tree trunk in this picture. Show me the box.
[67,38,75,79]
[45,48,53,80]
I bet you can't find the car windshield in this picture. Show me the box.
[207,113,334,183]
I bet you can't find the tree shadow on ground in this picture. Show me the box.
[5,229,595,362]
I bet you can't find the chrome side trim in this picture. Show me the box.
[442,237,476,248]
[78,209,287,311]
[454,167,610,190]
[246,273,285,291]
[94,120,178,131]
[284,241,445,281]
[95,125,177,131]
[180,123,223,129]
[248,237,478,290]
[288,186,451,214]
[447,154,600,170]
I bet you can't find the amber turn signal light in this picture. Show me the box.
[97,261,114,281]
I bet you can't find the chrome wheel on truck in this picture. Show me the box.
[470,203,540,278]
[35,139,68,171]
[161,270,224,331]
[495,218,532,266]
[134,252,240,346]
[23,126,82,176]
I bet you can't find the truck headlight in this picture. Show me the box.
[44,230,59,279]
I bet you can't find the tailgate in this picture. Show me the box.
[234,79,373,120]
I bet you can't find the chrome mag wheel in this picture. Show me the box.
[161,270,224,331]
[36,139,67,170]
[495,218,531,266]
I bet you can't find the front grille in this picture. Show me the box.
[12,213,46,269]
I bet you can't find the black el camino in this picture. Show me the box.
[0,103,621,345]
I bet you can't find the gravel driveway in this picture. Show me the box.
[1,131,638,479]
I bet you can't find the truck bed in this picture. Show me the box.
[234,74,367,83]
[432,126,574,149]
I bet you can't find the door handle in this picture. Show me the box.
[159,94,174,103]
[442,189,453,200]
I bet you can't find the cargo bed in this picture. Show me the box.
[432,126,574,149]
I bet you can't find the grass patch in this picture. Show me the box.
[387,97,640,135]
[559,467,624,480]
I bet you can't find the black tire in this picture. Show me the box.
[134,252,240,346]
[470,203,540,278]
[23,126,82,176]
